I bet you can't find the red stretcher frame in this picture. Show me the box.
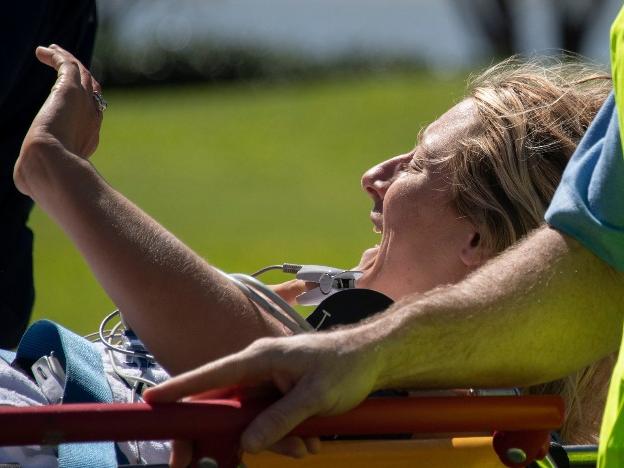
[0,395,564,468]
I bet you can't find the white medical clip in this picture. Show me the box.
[295,265,363,306]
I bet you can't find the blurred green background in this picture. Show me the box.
[24,0,620,336]
[29,72,463,335]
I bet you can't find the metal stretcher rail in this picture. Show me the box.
[0,395,564,468]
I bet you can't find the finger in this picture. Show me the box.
[38,45,77,75]
[169,439,192,468]
[35,46,81,89]
[271,280,302,304]
[80,64,93,93]
[242,380,319,453]
[269,436,309,458]
[143,346,277,403]
[184,385,241,401]
[304,437,322,454]
[35,46,56,68]
[184,383,281,404]
[92,77,102,95]
[272,280,317,305]
[49,44,93,92]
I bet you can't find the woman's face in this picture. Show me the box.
[356,99,486,300]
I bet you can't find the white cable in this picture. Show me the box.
[106,349,157,388]
[98,310,155,361]
[88,265,313,394]
[97,314,158,388]
[231,273,313,332]
[84,329,123,343]
[212,267,307,333]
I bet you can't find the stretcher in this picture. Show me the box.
[0,394,577,468]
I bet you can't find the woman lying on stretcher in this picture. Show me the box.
[2,44,614,464]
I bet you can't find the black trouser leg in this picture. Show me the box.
[0,0,97,347]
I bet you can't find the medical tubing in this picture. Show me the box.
[251,265,282,277]
[230,278,303,333]
[230,273,313,332]
[106,348,157,389]
[91,266,312,385]
[90,312,159,394]
[98,310,155,361]
[107,343,153,465]
[84,330,121,343]
[128,381,144,465]
[232,273,301,321]
[212,268,305,333]
[104,318,157,393]
[83,331,102,341]
[251,263,303,277]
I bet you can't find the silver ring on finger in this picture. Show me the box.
[92,91,108,113]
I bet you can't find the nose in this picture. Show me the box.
[361,153,411,201]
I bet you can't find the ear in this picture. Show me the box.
[459,231,490,267]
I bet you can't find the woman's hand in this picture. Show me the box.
[272,279,316,306]
[14,45,103,196]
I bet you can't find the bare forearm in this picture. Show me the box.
[360,226,624,390]
[19,143,286,374]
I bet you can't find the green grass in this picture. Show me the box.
[29,72,464,334]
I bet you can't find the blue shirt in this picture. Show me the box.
[545,93,624,271]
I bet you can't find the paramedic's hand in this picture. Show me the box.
[15,45,102,196]
[144,330,381,460]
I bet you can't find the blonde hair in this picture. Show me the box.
[458,57,609,252]
[429,57,612,444]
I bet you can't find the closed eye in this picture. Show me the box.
[396,151,422,174]
[403,153,425,174]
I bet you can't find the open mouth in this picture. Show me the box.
[356,211,383,272]
[370,211,383,234]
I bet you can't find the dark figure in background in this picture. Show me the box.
[0,1,97,347]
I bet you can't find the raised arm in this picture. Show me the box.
[146,225,624,454]
[14,45,288,375]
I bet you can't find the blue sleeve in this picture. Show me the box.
[544,92,624,271]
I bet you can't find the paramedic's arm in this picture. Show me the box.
[146,225,624,453]
[14,46,288,374]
